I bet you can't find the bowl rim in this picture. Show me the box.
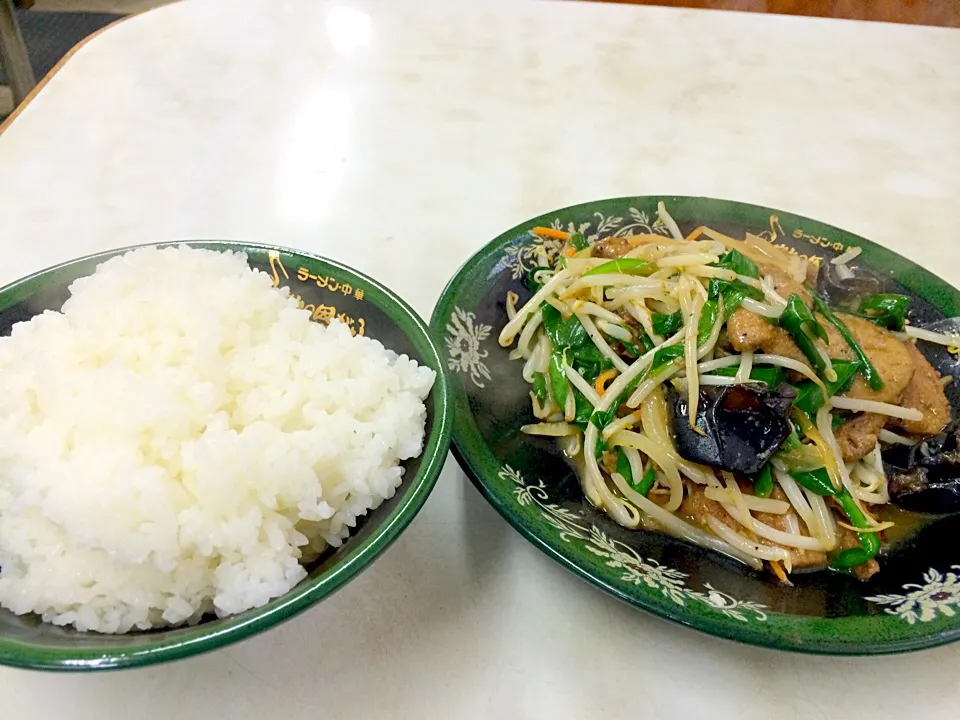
[431,194,960,656]
[0,240,453,671]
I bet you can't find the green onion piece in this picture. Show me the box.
[708,250,764,316]
[780,429,802,451]
[753,465,774,498]
[791,383,821,416]
[783,294,828,342]
[791,418,805,440]
[593,373,646,434]
[619,332,653,358]
[575,359,612,385]
[775,426,824,473]
[589,404,617,429]
[831,489,882,569]
[525,265,546,292]
[697,300,719,345]
[790,467,838,496]
[643,303,718,380]
[827,358,860,392]
[572,390,594,426]
[708,249,760,296]
[778,294,829,375]
[813,297,884,391]
[616,448,633,485]
[775,427,820,473]
[792,359,860,416]
[569,232,589,251]
[776,445,824,474]
[636,466,657,496]
[718,286,746,319]
[858,293,910,331]
[616,448,656,496]
[541,304,587,350]
[583,258,651,277]
[595,435,606,460]
[652,311,682,336]
[532,373,548,404]
[832,547,874,569]
[718,249,760,279]
[649,343,685,375]
[541,305,608,370]
[549,349,570,408]
[619,339,642,358]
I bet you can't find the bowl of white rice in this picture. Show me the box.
[0,242,451,670]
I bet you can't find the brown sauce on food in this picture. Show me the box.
[878,504,935,548]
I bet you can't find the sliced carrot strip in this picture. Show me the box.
[532,226,570,241]
[770,560,789,584]
[595,368,619,395]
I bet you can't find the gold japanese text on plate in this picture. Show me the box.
[266,251,366,337]
[754,215,853,266]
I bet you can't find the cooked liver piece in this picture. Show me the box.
[833,314,914,405]
[835,412,887,462]
[894,342,951,436]
[592,236,633,259]
[680,483,827,569]
[838,525,880,580]
[727,308,914,405]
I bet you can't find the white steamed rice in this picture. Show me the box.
[0,246,435,633]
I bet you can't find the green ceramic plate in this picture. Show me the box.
[432,196,960,655]
[0,241,452,671]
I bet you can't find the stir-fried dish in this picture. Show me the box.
[499,203,960,582]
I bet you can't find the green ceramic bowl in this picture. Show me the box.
[432,196,960,655]
[0,241,452,671]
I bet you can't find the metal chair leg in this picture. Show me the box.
[0,0,36,106]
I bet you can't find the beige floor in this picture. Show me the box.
[1,1,176,115]
[33,0,178,12]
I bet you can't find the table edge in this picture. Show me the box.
[0,11,138,136]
